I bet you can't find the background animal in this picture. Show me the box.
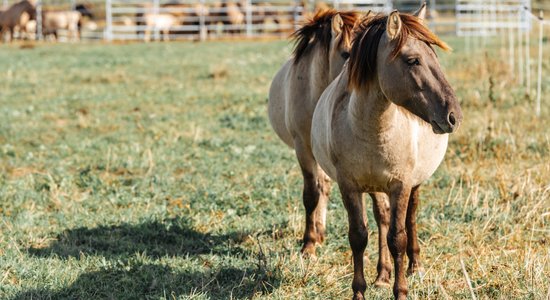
[42,11,82,41]
[143,12,180,42]
[0,0,35,42]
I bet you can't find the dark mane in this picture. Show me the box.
[348,13,450,90]
[291,9,360,64]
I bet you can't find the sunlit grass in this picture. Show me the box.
[0,38,548,299]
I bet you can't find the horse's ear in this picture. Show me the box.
[387,10,402,40]
[356,10,372,27]
[331,13,344,36]
[413,2,427,21]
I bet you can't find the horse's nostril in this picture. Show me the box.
[448,112,456,127]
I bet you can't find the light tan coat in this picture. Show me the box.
[268,10,361,257]
[311,8,463,300]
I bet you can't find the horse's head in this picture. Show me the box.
[326,11,364,79]
[76,4,94,19]
[349,5,463,134]
[292,9,361,80]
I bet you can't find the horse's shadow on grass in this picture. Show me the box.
[13,263,276,300]
[29,217,251,259]
[19,217,281,299]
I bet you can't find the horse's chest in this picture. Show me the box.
[340,127,448,192]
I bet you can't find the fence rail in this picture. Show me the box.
[1,0,545,41]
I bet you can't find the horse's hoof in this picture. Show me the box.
[300,244,317,259]
[352,291,365,300]
[374,269,391,288]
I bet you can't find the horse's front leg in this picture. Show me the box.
[295,139,330,257]
[406,185,424,277]
[341,187,368,300]
[388,182,412,300]
[370,192,392,288]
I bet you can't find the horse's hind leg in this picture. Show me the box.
[406,185,424,277]
[295,140,330,256]
[370,192,392,288]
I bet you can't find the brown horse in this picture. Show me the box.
[208,0,244,35]
[0,0,35,42]
[310,8,463,300]
[268,9,361,256]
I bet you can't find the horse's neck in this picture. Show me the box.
[348,80,399,135]
[303,45,330,96]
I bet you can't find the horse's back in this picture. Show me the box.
[268,59,294,148]
[44,11,78,29]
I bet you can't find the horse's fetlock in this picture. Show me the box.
[393,285,408,300]
[352,278,367,294]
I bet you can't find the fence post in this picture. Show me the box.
[535,11,543,117]
[518,4,524,86]
[293,0,300,31]
[525,6,531,95]
[36,0,42,41]
[246,0,252,37]
[199,0,207,41]
[509,24,515,78]
[105,0,113,41]
[153,0,160,41]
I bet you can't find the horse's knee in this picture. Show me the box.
[388,227,407,256]
[349,225,368,252]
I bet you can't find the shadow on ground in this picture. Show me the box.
[12,263,278,299]
[19,217,281,299]
[29,217,251,258]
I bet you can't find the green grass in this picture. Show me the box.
[0,37,549,300]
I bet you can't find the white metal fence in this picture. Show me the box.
[105,0,305,41]
[0,0,543,41]
[456,0,531,36]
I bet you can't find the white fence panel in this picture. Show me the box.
[456,0,531,36]
[333,0,392,13]
[105,0,304,41]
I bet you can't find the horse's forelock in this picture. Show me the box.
[348,13,450,91]
[291,9,359,64]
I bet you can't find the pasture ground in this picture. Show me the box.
[0,38,549,299]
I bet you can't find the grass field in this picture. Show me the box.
[0,37,549,300]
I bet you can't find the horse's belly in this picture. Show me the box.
[268,61,294,148]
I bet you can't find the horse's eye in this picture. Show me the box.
[407,58,420,66]
[341,52,350,59]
